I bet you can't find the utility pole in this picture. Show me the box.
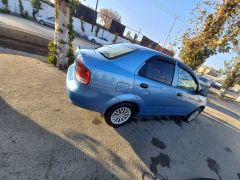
[161,16,179,51]
[91,0,99,32]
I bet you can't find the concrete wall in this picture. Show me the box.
[1,0,129,43]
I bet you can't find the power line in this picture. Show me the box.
[145,0,177,18]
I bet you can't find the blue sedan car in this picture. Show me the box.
[66,43,207,127]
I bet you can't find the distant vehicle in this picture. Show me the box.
[198,76,212,87]
[88,36,111,45]
[66,43,207,127]
[211,81,222,90]
[36,15,55,28]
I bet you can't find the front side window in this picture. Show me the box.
[139,59,175,85]
[177,67,197,92]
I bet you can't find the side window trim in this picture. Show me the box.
[138,56,176,86]
[177,64,199,93]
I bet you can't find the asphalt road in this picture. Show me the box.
[0,13,98,49]
[0,52,240,180]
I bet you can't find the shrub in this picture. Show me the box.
[47,41,57,65]
[0,8,10,13]
[22,10,28,18]
[67,45,75,66]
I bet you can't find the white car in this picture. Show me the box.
[36,15,55,28]
[88,36,111,45]
[198,76,212,87]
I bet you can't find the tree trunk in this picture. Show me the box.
[54,0,70,70]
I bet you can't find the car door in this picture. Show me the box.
[134,56,179,115]
[46,17,54,27]
[172,64,200,115]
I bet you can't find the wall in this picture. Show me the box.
[1,0,129,44]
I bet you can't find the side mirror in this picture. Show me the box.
[199,89,207,97]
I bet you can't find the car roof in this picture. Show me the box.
[121,43,196,75]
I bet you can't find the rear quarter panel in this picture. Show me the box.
[80,49,157,112]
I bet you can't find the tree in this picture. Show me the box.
[18,0,24,16]
[222,56,240,91]
[99,8,121,29]
[50,0,78,69]
[1,0,8,9]
[1,0,10,13]
[31,0,41,19]
[54,0,71,69]
[179,0,239,70]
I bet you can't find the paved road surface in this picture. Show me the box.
[0,13,98,49]
[0,53,240,180]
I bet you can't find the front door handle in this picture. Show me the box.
[140,83,149,89]
[177,93,182,96]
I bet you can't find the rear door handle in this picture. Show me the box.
[177,93,182,96]
[140,83,149,89]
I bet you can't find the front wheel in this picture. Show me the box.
[104,104,135,127]
[185,108,201,122]
[91,39,96,43]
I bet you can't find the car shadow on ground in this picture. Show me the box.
[0,97,117,179]
[115,115,240,180]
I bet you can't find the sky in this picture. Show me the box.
[81,0,235,70]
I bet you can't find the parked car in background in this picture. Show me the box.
[198,75,212,88]
[211,81,222,90]
[88,36,111,45]
[66,43,207,127]
[36,15,55,28]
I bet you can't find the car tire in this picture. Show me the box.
[39,20,45,25]
[91,39,96,43]
[104,103,136,127]
[185,108,201,122]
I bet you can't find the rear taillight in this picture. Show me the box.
[75,61,91,85]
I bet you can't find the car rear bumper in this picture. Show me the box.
[66,64,105,113]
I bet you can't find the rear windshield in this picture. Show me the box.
[97,44,137,59]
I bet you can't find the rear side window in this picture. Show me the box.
[97,44,137,59]
[177,67,197,92]
[139,59,175,85]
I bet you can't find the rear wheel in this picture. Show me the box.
[104,103,135,127]
[39,20,45,25]
[185,108,201,122]
[91,39,96,43]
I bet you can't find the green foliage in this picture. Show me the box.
[1,0,8,7]
[67,44,75,66]
[67,0,78,66]
[22,10,29,18]
[223,56,240,89]
[1,0,10,13]
[31,0,41,19]
[0,8,10,13]
[179,0,239,70]
[47,41,57,65]
[18,0,24,17]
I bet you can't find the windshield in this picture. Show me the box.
[97,44,137,59]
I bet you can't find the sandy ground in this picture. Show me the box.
[0,53,240,180]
